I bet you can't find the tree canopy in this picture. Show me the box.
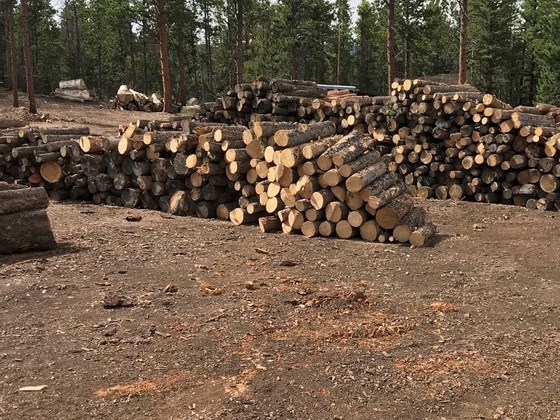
[2,0,560,106]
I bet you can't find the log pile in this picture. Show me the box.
[382,79,560,210]
[228,121,435,245]
[0,182,56,254]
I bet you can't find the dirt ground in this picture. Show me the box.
[1,92,560,419]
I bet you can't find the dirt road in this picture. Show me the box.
[1,199,559,419]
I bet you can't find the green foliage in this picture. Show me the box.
[523,0,560,105]
[356,0,386,94]
[468,0,524,104]
[2,0,558,105]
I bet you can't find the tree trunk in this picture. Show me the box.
[458,0,468,84]
[73,1,82,76]
[21,0,36,113]
[178,43,187,105]
[203,0,213,94]
[6,0,18,107]
[236,0,244,85]
[386,0,396,94]
[155,0,173,113]
[4,0,11,90]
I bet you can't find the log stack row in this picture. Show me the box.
[381,79,560,210]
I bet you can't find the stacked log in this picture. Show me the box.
[0,182,56,254]
[381,79,560,210]
[229,121,435,245]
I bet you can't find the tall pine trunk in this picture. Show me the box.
[155,0,172,113]
[73,1,82,76]
[178,43,187,105]
[21,0,36,114]
[203,0,213,95]
[5,0,17,107]
[386,0,395,93]
[236,0,244,84]
[458,0,468,84]
[4,0,12,91]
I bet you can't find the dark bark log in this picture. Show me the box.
[0,187,49,215]
[0,209,56,254]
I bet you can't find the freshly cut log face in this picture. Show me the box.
[40,162,64,183]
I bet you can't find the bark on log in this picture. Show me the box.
[409,223,437,247]
[0,209,56,254]
[274,121,337,147]
[0,187,49,215]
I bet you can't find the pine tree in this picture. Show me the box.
[469,0,521,103]
[355,0,386,94]
[21,0,37,113]
[524,0,560,105]
[333,0,353,85]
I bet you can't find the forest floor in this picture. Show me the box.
[1,92,560,420]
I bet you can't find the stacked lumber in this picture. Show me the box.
[54,79,95,102]
[0,182,56,254]
[0,126,91,199]
[381,79,560,210]
[229,121,436,246]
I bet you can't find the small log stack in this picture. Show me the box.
[0,182,56,254]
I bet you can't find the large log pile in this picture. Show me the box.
[230,122,435,245]
[4,74,560,245]
[0,182,56,254]
[381,79,560,210]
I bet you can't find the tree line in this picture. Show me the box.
[2,0,560,114]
